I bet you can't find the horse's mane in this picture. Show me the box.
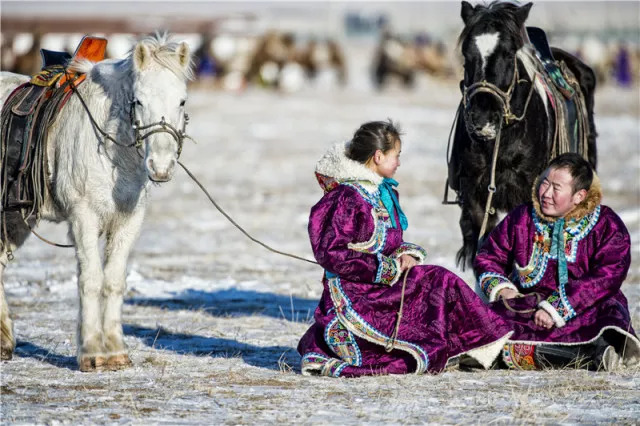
[458,1,524,46]
[128,32,194,80]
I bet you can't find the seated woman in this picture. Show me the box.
[474,153,640,371]
[297,120,512,377]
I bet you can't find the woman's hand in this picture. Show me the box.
[398,254,418,272]
[498,288,519,300]
[534,309,555,329]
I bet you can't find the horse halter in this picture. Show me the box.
[129,98,190,157]
[462,57,536,126]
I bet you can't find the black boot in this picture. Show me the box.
[535,337,617,371]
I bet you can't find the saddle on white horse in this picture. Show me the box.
[0,36,106,224]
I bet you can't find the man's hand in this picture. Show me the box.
[534,309,555,329]
[498,288,519,300]
[398,254,418,272]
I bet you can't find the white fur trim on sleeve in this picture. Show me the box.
[538,300,567,328]
[489,282,520,303]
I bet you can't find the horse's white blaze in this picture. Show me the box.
[474,32,500,74]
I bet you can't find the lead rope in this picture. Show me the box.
[385,265,413,352]
[177,161,318,265]
[18,158,320,265]
[477,125,502,240]
[501,291,542,314]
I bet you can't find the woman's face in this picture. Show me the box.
[370,141,401,179]
[537,167,586,217]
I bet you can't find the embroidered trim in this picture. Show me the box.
[392,242,427,263]
[545,290,575,322]
[515,205,601,288]
[325,317,362,366]
[478,272,513,301]
[327,276,429,374]
[348,208,391,254]
[301,352,349,377]
[342,182,382,207]
[375,253,401,285]
[502,343,537,370]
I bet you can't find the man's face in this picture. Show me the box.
[537,167,586,217]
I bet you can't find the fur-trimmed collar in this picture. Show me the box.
[532,173,602,222]
[315,141,383,192]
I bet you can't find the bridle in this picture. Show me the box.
[129,98,190,157]
[462,56,536,127]
[460,55,538,240]
[67,70,191,159]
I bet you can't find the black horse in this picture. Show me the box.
[448,1,597,270]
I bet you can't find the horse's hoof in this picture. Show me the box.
[1,348,13,361]
[78,355,107,372]
[106,354,132,370]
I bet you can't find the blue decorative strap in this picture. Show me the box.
[379,178,408,230]
[551,218,568,290]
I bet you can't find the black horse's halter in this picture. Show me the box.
[460,55,538,240]
[462,56,536,127]
[129,98,190,157]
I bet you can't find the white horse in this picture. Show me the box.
[0,34,192,371]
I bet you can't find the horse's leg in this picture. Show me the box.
[102,207,145,370]
[0,250,15,360]
[69,205,106,371]
[456,202,477,271]
[456,196,487,272]
[0,211,33,361]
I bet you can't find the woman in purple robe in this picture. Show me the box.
[475,153,640,370]
[297,120,513,377]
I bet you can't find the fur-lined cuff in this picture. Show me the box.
[490,282,520,303]
[392,242,427,264]
[478,272,518,302]
[375,253,401,286]
[538,300,567,328]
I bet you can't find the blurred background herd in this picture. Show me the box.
[1,1,639,93]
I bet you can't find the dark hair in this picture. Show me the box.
[547,153,593,193]
[346,119,402,164]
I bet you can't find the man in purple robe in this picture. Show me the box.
[298,123,513,378]
[475,153,639,370]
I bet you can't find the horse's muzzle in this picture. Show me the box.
[146,158,175,182]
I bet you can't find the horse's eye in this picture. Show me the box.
[180,100,186,107]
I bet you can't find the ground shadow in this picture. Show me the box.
[126,288,318,322]
[13,341,76,371]
[124,324,301,371]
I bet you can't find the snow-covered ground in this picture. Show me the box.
[1,51,639,423]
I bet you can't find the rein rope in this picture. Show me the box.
[385,265,412,352]
[501,291,542,314]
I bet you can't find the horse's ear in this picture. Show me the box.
[461,1,475,25]
[515,2,533,26]
[176,42,191,69]
[133,42,151,71]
